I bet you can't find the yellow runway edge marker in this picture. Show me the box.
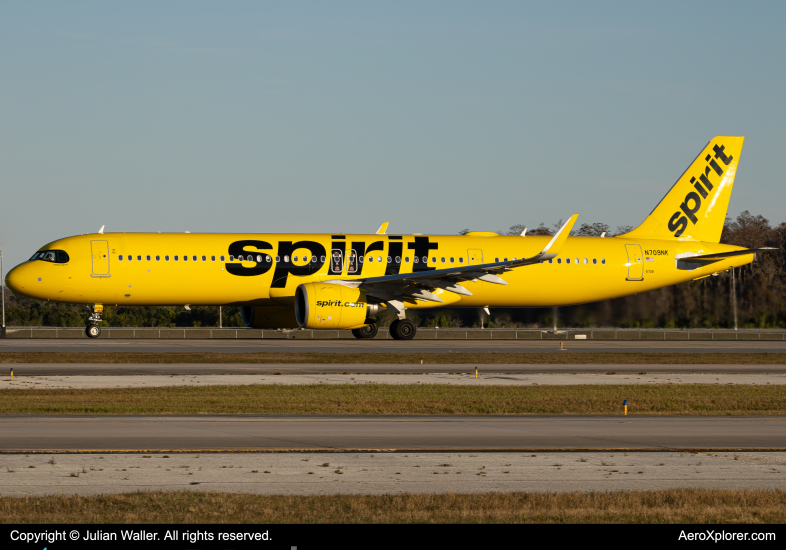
[624,399,628,415]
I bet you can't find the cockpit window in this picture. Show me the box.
[30,250,69,263]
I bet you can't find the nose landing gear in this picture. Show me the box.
[85,304,104,339]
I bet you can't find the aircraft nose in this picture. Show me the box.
[5,264,27,294]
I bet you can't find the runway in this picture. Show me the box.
[5,363,786,375]
[2,415,784,452]
[3,338,786,354]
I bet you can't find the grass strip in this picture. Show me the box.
[1,489,784,523]
[1,384,783,415]
[2,352,786,364]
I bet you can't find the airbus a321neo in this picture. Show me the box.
[6,136,772,340]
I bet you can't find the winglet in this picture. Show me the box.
[376,222,389,234]
[98,225,105,234]
[540,215,578,255]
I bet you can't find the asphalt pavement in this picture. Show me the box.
[3,338,786,353]
[2,415,784,452]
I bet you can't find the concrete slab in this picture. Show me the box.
[2,373,785,390]
[1,451,783,497]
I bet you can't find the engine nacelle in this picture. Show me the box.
[295,283,369,329]
[240,305,300,329]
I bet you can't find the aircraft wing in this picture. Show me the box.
[326,215,578,304]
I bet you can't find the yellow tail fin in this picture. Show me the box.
[622,136,744,243]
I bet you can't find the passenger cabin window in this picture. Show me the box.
[449,257,454,263]
[601,258,606,264]
[165,255,170,261]
[387,256,392,263]
[275,256,280,262]
[583,258,588,264]
[592,258,597,264]
[155,255,160,261]
[459,258,464,263]
[183,255,188,261]
[405,257,410,263]
[127,255,132,261]
[137,255,142,261]
[211,255,215,262]
[146,255,151,261]
[557,258,562,264]
[192,255,197,262]
[441,257,445,263]
[413,257,418,263]
[229,255,234,261]
[378,256,383,263]
[174,255,179,261]
[220,255,225,262]
[201,255,207,262]
[118,255,123,261]
[431,257,436,263]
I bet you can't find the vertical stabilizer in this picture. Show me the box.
[621,136,744,243]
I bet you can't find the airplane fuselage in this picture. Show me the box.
[7,232,751,309]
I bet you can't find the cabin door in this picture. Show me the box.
[90,240,110,277]
[625,244,644,281]
[467,249,484,265]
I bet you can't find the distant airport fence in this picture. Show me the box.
[3,327,786,340]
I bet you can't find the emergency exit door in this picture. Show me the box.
[625,244,643,281]
[467,249,484,265]
[90,240,110,277]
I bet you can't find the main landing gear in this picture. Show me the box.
[389,319,416,340]
[352,322,379,339]
[85,304,104,339]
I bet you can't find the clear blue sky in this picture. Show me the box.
[2,1,785,269]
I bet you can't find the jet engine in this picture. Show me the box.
[295,282,370,330]
[240,305,300,329]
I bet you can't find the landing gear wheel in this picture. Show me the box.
[86,325,102,339]
[390,319,416,340]
[352,323,378,339]
[388,320,400,339]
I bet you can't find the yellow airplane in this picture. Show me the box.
[5,136,774,340]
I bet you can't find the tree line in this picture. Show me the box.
[2,210,784,329]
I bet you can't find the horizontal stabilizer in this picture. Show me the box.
[689,247,777,261]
